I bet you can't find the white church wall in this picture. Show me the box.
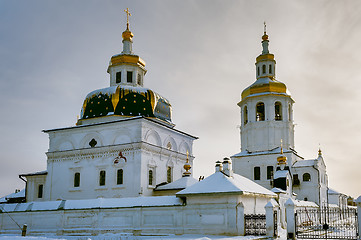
[25,175,47,202]
[42,118,195,202]
[292,168,319,204]
[232,152,301,189]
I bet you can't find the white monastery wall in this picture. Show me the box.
[0,195,270,236]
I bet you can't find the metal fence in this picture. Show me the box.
[244,214,266,236]
[295,207,359,239]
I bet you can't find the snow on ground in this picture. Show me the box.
[0,234,267,240]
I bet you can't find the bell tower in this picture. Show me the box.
[238,25,295,153]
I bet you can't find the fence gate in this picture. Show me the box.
[295,207,359,239]
[244,214,266,236]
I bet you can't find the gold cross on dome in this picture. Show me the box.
[124,8,131,29]
[264,21,267,34]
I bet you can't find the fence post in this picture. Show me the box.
[285,198,296,240]
[356,196,361,240]
[265,198,279,238]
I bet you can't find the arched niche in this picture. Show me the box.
[163,136,178,151]
[144,129,162,147]
[80,133,104,149]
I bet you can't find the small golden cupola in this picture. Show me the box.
[277,140,287,166]
[183,151,192,177]
[241,23,288,100]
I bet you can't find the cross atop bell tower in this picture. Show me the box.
[124,8,131,30]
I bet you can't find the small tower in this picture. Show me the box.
[107,8,147,87]
[273,140,292,195]
[238,24,295,153]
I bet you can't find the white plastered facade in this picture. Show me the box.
[25,117,195,202]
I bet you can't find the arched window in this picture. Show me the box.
[275,102,282,121]
[99,170,106,186]
[269,65,272,74]
[117,169,123,185]
[303,173,311,182]
[256,102,265,121]
[38,184,43,198]
[148,169,153,186]
[257,66,260,76]
[262,64,266,74]
[167,167,172,183]
[244,106,248,125]
[74,172,80,187]
[254,166,261,180]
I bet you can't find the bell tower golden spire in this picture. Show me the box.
[124,8,131,30]
[122,8,134,51]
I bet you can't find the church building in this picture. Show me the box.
[21,10,197,202]
[231,26,328,207]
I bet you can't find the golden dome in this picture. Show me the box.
[122,29,134,42]
[183,151,192,176]
[277,155,287,165]
[277,140,287,165]
[262,33,268,41]
[241,78,287,100]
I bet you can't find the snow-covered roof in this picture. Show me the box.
[231,146,300,158]
[271,187,287,194]
[0,189,25,203]
[274,170,288,179]
[293,159,316,167]
[0,196,183,212]
[19,170,47,177]
[294,199,318,207]
[65,196,183,210]
[176,172,276,197]
[5,189,25,199]
[155,176,198,191]
[328,188,340,195]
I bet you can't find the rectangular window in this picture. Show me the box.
[293,174,300,185]
[74,172,80,187]
[116,72,122,83]
[267,166,274,180]
[167,167,172,183]
[127,71,133,83]
[117,169,123,185]
[99,170,106,186]
[137,73,141,85]
[254,167,260,180]
[148,169,153,186]
[38,184,43,198]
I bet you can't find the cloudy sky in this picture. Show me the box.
[0,0,360,198]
